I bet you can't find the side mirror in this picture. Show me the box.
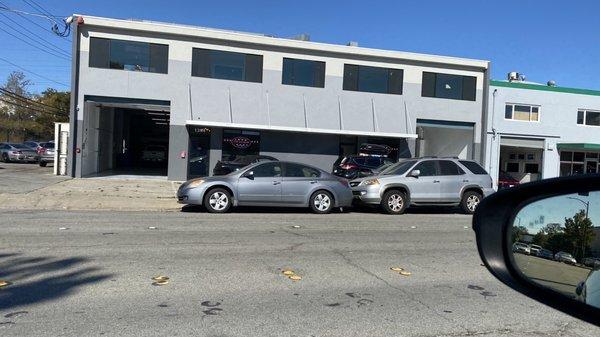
[409,169,420,178]
[473,175,600,326]
[243,171,254,180]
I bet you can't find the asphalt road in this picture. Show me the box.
[0,162,68,194]
[0,210,599,337]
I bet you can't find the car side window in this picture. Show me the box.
[251,162,282,178]
[284,163,321,178]
[412,160,438,176]
[365,157,382,167]
[438,160,465,176]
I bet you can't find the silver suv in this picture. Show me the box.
[350,157,494,214]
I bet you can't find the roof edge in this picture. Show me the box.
[491,80,600,97]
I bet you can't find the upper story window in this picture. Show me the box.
[421,72,476,101]
[505,104,540,122]
[89,37,168,74]
[282,58,325,88]
[577,109,600,126]
[192,48,263,83]
[343,64,403,95]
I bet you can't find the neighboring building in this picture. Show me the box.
[485,73,600,188]
[68,15,490,181]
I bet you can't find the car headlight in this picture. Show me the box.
[187,179,205,188]
[362,179,380,186]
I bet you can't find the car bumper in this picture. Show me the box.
[176,185,209,205]
[39,155,54,162]
[9,154,38,162]
[351,185,381,205]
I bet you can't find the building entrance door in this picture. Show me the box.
[585,159,598,174]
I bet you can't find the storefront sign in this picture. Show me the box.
[227,136,253,149]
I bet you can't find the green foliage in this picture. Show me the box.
[0,71,70,142]
[512,225,529,243]
[563,209,595,261]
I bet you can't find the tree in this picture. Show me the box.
[1,71,32,141]
[563,210,595,261]
[512,225,529,243]
[33,88,70,138]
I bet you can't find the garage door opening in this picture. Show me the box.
[81,99,170,179]
[415,119,474,159]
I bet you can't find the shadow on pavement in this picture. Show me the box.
[0,253,113,311]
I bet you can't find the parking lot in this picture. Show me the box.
[0,162,68,194]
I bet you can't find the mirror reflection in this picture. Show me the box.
[512,191,600,309]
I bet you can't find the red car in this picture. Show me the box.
[498,171,520,189]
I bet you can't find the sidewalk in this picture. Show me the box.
[0,178,182,211]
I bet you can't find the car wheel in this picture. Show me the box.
[381,190,407,215]
[461,190,482,214]
[310,190,334,214]
[203,188,232,213]
[39,161,47,167]
[2,153,9,163]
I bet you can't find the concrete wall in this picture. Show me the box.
[72,20,488,180]
[486,83,600,186]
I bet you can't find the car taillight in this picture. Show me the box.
[340,164,358,170]
[37,148,46,155]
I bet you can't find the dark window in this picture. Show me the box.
[421,72,477,101]
[577,111,585,124]
[524,163,539,174]
[282,58,325,88]
[221,130,260,161]
[252,162,282,178]
[413,160,437,176]
[459,160,488,175]
[439,160,465,175]
[505,105,513,119]
[573,152,585,162]
[365,157,383,168]
[284,163,321,178]
[560,151,573,161]
[192,48,263,83]
[381,160,417,175]
[89,37,168,74]
[351,157,366,165]
[586,111,600,126]
[343,64,403,95]
[506,162,519,173]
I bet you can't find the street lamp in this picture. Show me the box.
[567,196,590,260]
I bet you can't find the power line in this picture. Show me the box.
[0,22,70,61]
[22,0,57,19]
[0,98,68,117]
[0,57,69,87]
[0,87,66,113]
[0,11,70,57]
[0,0,54,35]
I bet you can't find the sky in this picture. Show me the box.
[517,192,600,233]
[1,0,600,94]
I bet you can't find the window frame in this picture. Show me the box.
[191,48,263,83]
[342,64,403,95]
[576,109,600,127]
[421,72,477,101]
[281,57,326,88]
[88,37,169,74]
[504,103,541,122]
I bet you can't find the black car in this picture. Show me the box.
[332,155,393,179]
[212,155,278,175]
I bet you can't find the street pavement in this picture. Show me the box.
[1,209,599,337]
[0,162,68,194]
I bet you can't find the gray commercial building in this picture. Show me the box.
[485,73,600,188]
[68,15,490,181]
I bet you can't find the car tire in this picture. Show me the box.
[2,153,9,163]
[309,190,334,214]
[203,188,232,213]
[381,190,408,215]
[39,161,47,167]
[461,190,483,214]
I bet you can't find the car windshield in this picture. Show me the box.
[380,160,417,175]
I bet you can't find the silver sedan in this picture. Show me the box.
[177,161,353,214]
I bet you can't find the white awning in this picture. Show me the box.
[186,120,418,139]
[500,136,545,149]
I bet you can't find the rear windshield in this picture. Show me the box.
[42,143,55,149]
[381,160,417,175]
[459,160,488,175]
[11,144,30,149]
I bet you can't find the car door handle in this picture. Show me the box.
[433,180,440,183]
[463,180,469,183]
[273,181,281,185]
[309,180,318,184]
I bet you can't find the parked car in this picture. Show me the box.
[178,161,353,214]
[529,244,542,256]
[213,155,278,176]
[512,242,531,255]
[583,257,600,268]
[37,142,56,167]
[23,140,43,151]
[498,170,520,189]
[554,251,577,265]
[0,143,38,163]
[141,145,167,162]
[576,268,600,308]
[350,157,494,214]
[536,248,554,260]
[332,155,394,180]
